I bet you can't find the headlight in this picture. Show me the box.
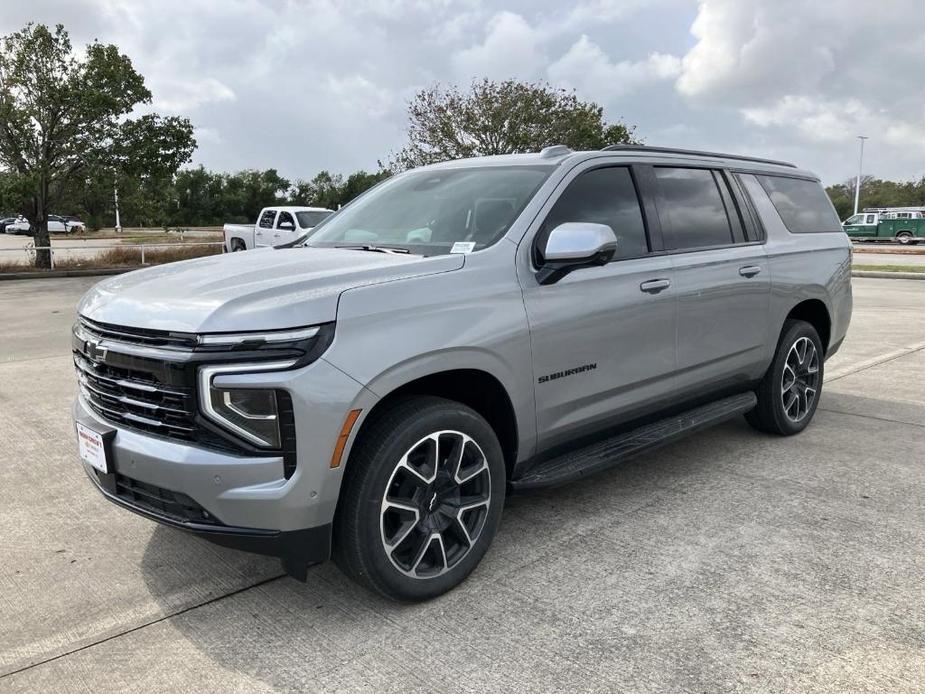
[199,361,295,448]
[210,388,280,447]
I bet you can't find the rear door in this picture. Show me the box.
[254,209,277,247]
[650,165,771,395]
[522,163,677,450]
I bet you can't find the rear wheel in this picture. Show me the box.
[746,320,824,436]
[231,238,246,252]
[333,396,506,601]
[896,231,914,245]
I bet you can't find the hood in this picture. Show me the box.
[78,247,463,333]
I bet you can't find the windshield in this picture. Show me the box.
[296,210,332,228]
[305,165,553,255]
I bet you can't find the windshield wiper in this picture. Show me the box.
[334,244,412,254]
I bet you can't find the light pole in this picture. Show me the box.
[853,135,868,216]
[113,184,122,234]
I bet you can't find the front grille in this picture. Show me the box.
[74,352,199,443]
[110,471,223,526]
[79,316,199,351]
[74,316,297,469]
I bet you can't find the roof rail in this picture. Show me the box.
[601,144,797,169]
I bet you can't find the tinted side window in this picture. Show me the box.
[258,209,276,229]
[654,167,733,249]
[542,167,648,260]
[756,175,842,233]
[276,211,295,229]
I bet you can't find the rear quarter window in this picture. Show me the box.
[756,175,841,233]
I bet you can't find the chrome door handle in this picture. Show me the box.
[739,265,761,278]
[640,278,671,294]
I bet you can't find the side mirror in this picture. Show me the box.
[537,222,617,285]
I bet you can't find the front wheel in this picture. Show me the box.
[333,396,506,601]
[746,320,824,436]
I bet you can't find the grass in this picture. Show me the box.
[853,264,925,273]
[0,243,221,273]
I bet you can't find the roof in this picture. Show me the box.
[271,206,334,212]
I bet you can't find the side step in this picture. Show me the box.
[510,392,757,491]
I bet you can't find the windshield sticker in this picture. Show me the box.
[450,241,476,254]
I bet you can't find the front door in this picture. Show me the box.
[254,209,277,247]
[274,210,298,246]
[521,164,677,451]
[842,213,878,239]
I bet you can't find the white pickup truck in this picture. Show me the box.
[223,206,333,252]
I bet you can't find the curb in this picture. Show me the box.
[852,245,925,255]
[852,270,925,280]
[0,267,133,281]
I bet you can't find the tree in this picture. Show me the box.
[289,168,391,210]
[825,175,925,220]
[390,79,638,170]
[0,24,195,267]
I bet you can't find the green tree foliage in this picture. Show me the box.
[826,176,925,220]
[0,23,194,266]
[69,166,390,228]
[288,169,390,211]
[390,79,638,170]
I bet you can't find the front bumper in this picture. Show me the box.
[83,462,330,579]
[73,355,374,577]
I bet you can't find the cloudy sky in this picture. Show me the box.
[6,0,925,185]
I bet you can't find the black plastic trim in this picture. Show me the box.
[85,466,331,578]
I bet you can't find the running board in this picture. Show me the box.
[511,392,757,491]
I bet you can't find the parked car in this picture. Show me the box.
[72,145,852,601]
[5,214,86,235]
[0,216,21,233]
[60,215,88,232]
[223,206,334,252]
[843,208,925,244]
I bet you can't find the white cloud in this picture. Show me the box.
[150,77,235,112]
[671,0,925,180]
[742,96,925,152]
[676,0,838,101]
[451,11,546,81]
[549,35,680,97]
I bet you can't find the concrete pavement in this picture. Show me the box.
[0,277,923,692]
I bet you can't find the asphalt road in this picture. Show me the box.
[1,277,923,692]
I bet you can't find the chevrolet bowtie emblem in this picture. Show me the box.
[85,339,107,362]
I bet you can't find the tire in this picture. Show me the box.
[333,396,506,602]
[746,319,824,436]
[896,231,913,245]
[231,239,246,252]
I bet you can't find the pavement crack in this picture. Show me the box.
[0,573,286,680]
[827,342,925,382]
[818,407,925,429]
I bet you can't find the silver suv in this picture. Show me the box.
[72,145,852,601]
